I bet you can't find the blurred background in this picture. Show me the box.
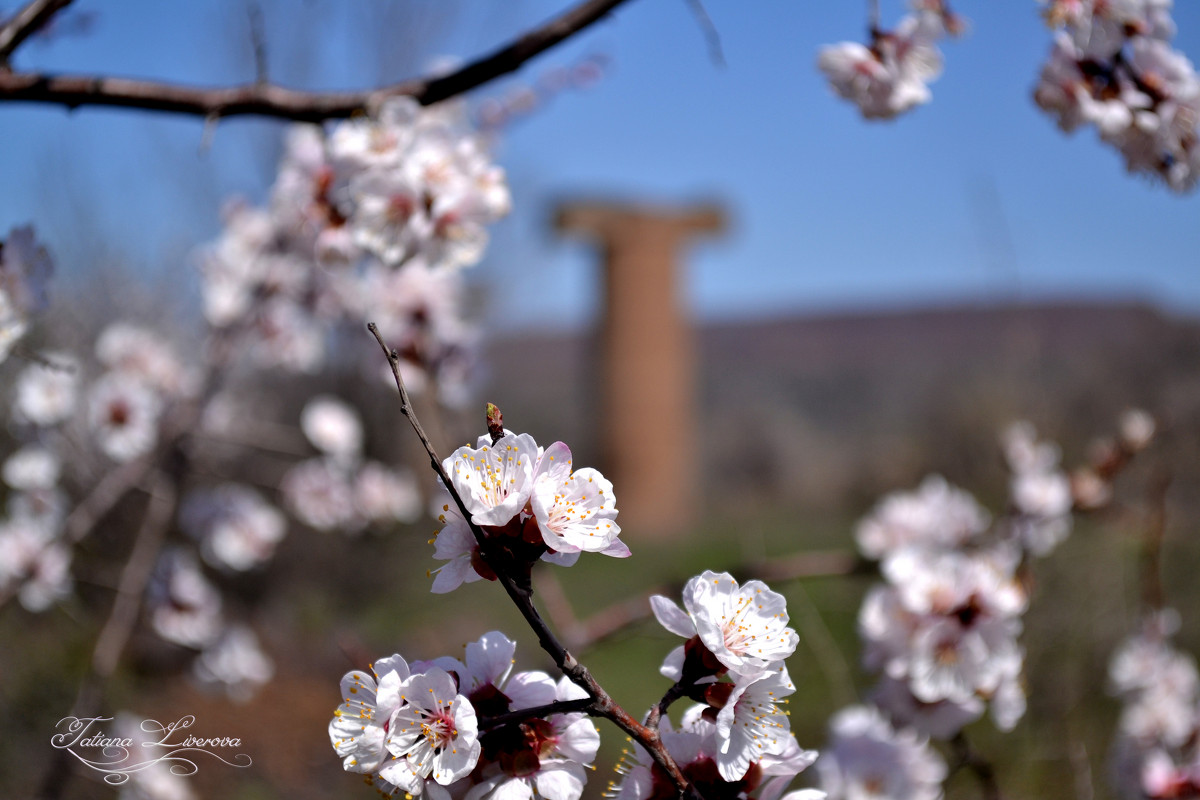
[2,1,1199,799]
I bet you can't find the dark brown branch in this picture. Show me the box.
[367,322,700,800]
[0,0,636,121]
[0,0,73,65]
[480,697,593,731]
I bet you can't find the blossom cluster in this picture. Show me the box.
[817,1,964,120]
[1109,609,1200,800]
[330,630,600,800]
[429,429,628,593]
[146,548,275,702]
[1034,0,1200,191]
[1,348,88,611]
[199,96,508,401]
[611,571,819,800]
[281,396,422,534]
[814,420,1090,800]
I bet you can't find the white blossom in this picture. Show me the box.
[300,396,364,461]
[855,475,990,559]
[817,705,946,800]
[87,374,163,463]
[0,518,71,611]
[192,625,275,702]
[13,355,78,426]
[148,550,223,648]
[384,666,481,785]
[531,441,627,558]
[445,432,541,527]
[2,445,60,491]
[180,484,287,571]
[651,570,799,679]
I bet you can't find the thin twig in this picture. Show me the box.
[247,1,268,85]
[681,0,725,67]
[0,0,73,65]
[0,0,637,121]
[367,322,700,800]
[788,579,859,708]
[1139,465,1171,611]
[950,732,1003,800]
[36,473,178,800]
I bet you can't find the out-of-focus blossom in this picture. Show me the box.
[96,323,195,397]
[818,9,953,120]
[148,550,223,648]
[355,462,422,525]
[855,475,990,560]
[817,705,946,800]
[87,375,164,463]
[281,458,358,532]
[180,484,287,571]
[1001,421,1073,556]
[13,355,79,426]
[192,625,275,702]
[0,517,71,611]
[1034,1,1200,191]
[300,396,363,461]
[2,445,60,491]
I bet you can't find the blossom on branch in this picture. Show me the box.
[650,570,799,680]
[430,428,627,591]
[817,3,963,120]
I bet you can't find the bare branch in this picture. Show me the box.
[0,0,637,121]
[247,1,268,86]
[0,0,73,66]
[682,0,725,67]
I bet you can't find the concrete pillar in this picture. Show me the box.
[555,200,725,536]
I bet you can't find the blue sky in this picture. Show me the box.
[2,1,1199,331]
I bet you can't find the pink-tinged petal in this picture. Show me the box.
[650,595,695,638]
[601,537,631,558]
[535,762,586,800]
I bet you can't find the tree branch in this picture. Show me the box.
[367,322,701,800]
[0,0,636,121]
[0,0,73,66]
